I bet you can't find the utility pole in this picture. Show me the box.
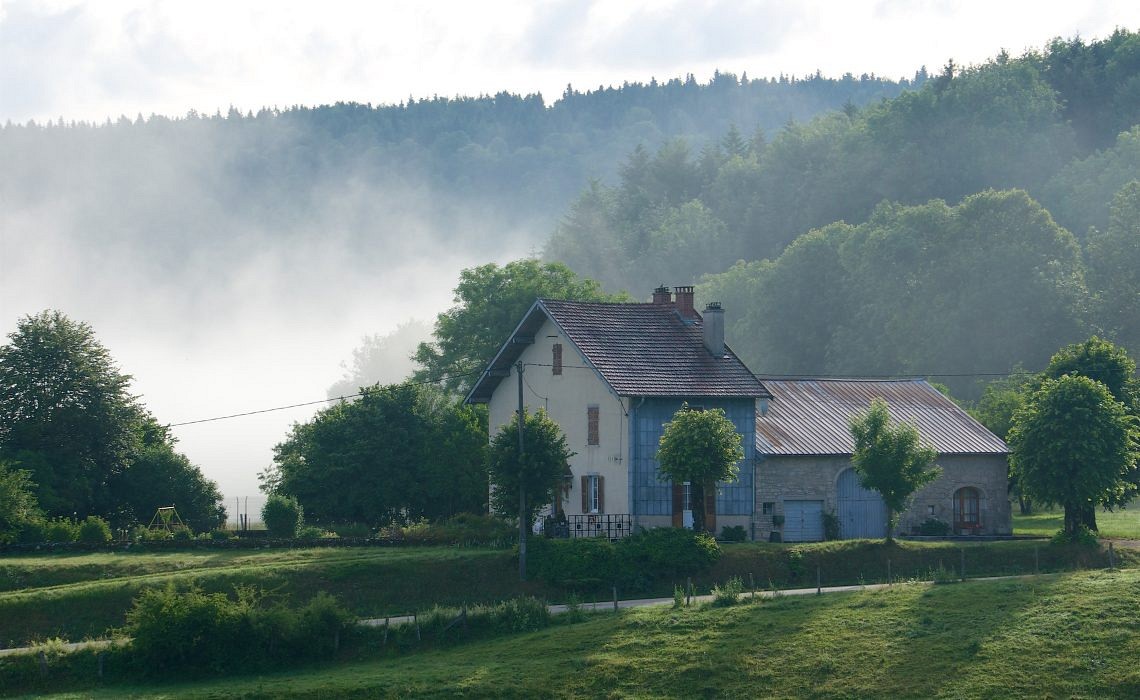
[517,360,527,581]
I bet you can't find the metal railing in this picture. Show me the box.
[550,514,632,540]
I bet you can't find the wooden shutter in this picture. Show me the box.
[597,476,605,514]
[581,476,588,513]
[587,406,599,445]
[552,343,563,375]
[672,484,683,527]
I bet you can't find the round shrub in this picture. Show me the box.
[16,519,47,544]
[43,518,78,543]
[621,527,721,577]
[262,494,303,538]
[77,515,112,543]
[172,528,193,541]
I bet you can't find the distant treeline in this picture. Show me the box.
[546,31,1140,396]
[0,70,912,262]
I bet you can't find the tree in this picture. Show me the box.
[487,408,574,529]
[326,320,430,400]
[414,260,626,394]
[970,369,1035,514]
[656,405,745,534]
[0,460,42,543]
[0,311,141,517]
[110,430,226,533]
[262,494,303,538]
[265,383,487,526]
[1041,336,1140,528]
[849,398,941,540]
[1086,181,1140,355]
[1008,375,1137,537]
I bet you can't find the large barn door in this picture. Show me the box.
[837,468,887,539]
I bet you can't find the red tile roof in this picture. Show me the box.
[755,378,1008,456]
[465,299,770,403]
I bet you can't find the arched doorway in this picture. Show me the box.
[954,487,981,533]
[837,468,887,539]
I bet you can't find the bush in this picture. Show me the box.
[209,528,233,541]
[528,527,721,591]
[621,528,721,578]
[917,518,952,536]
[15,519,46,544]
[296,525,336,540]
[1051,525,1099,547]
[329,522,372,538]
[126,584,352,675]
[823,511,842,540]
[262,494,303,538]
[711,576,744,606]
[719,525,747,542]
[43,518,78,543]
[171,527,193,541]
[77,515,112,543]
[135,526,173,542]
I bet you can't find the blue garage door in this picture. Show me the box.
[784,500,824,542]
[837,468,887,539]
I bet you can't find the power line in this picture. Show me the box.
[165,370,480,428]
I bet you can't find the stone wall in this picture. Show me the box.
[754,453,1011,541]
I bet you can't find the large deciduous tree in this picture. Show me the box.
[487,408,574,530]
[1008,375,1137,537]
[0,310,141,517]
[265,383,487,527]
[656,405,745,535]
[849,398,941,540]
[413,260,627,394]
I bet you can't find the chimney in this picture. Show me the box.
[652,285,672,305]
[674,285,696,319]
[703,302,725,356]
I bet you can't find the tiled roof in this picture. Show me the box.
[755,378,1008,456]
[465,299,770,403]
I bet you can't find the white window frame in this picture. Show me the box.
[587,474,600,513]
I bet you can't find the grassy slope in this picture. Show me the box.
[19,568,1140,699]
[2,540,1132,650]
[1013,505,1140,539]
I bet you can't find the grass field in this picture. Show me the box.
[1,539,1131,650]
[9,568,1140,698]
[1012,504,1140,539]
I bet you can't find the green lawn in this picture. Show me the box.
[10,568,1140,698]
[1013,504,1140,539]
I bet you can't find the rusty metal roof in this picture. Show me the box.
[755,378,1008,456]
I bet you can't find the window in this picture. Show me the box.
[581,474,604,513]
[762,502,775,515]
[682,482,692,511]
[552,343,562,375]
[587,405,599,445]
[954,487,981,528]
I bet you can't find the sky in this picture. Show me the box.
[2,0,1138,520]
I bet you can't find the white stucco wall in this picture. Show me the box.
[486,317,630,517]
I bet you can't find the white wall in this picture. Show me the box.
[487,316,630,516]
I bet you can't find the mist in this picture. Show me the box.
[1,125,539,506]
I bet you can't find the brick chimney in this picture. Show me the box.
[703,302,725,356]
[652,285,672,305]
[674,286,696,319]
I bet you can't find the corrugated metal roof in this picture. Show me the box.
[755,378,1008,456]
[465,299,770,403]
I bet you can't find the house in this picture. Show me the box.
[465,286,770,537]
[754,378,1011,541]
[467,286,1012,541]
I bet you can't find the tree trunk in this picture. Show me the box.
[1079,503,1099,532]
[885,507,894,542]
[1063,504,1079,536]
[691,482,706,534]
[1018,495,1033,515]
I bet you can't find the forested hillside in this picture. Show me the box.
[1,71,909,281]
[546,31,1140,395]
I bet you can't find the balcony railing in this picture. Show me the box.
[545,514,633,540]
